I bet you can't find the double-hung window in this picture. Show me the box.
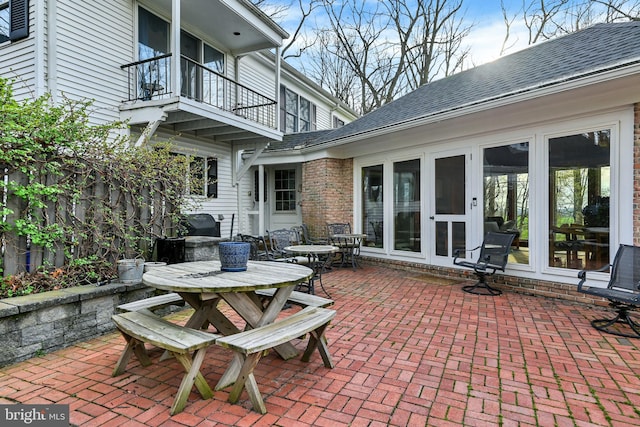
[280,85,316,133]
[182,155,217,198]
[274,169,296,211]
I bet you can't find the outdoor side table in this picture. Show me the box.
[284,245,338,297]
[329,233,366,270]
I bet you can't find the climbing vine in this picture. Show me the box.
[0,77,200,297]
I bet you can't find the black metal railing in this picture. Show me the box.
[121,54,277,129]
[121,54,172,101]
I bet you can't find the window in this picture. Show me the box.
[274,169,296,211]
[138,7,169,59]
[182,155,217,197]
[138,7,226,104]
[181,30,200,99]
[548,130,610,270]
[1,0,29,43]
[280,86,316,133]
[393,159,420,252]
[206,158,217,198]
[333,116,345,128]
[299,97,316,132]
[0,1,8,43]
[362,165,383,248]
[138,7,169,99]
[484,142,529,264]
[282,87,298,132]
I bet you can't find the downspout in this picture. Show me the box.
[275,47,280,131]
[34,0,46,98]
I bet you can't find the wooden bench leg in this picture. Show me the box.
[171,348,213,415]
[301,324,334,368]
[113,335,151,376]
[227,352,267,414]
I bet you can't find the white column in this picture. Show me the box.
[171,0,181,97]
[274,47,281,130]
[259,164,265,236]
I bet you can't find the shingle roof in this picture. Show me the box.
[274,21,640,151]
[267,130,334,151]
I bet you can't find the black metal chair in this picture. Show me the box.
[267,229,309,264]
[238,234,272,261]
[300,224,327,245]
[453,232,515,296]
[327,223,352,267]
[577,244,640,338]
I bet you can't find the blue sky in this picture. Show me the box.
[269,0,529,67]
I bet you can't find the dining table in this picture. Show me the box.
[142,260,313,388]
[284,244,338,297]
[329,233,366,270]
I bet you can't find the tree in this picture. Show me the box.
[301,0,471,114]
[500,0,640,53]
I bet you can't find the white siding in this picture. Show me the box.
[152,130,240,239]
[53,0,133,124]
[237,54,277,103]
[0,1,36,100]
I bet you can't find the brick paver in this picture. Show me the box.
[1,265,639,426]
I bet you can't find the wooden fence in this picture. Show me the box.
[1,167,179,277]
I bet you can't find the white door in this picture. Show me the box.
[430,150,471,264]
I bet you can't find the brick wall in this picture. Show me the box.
[301,158,353,238]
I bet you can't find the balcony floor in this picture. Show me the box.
[1,264,639,426]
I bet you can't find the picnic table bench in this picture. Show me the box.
[214,306,336,414]
[254,288,334,308]
[111,311,220,415]
[116,292,185,314]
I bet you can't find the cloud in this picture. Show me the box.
[465,18,530,66]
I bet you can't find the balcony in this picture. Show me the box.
[120,54,279,141]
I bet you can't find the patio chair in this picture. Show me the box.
[327,222,353,267]
[267,229,309,264]
[300,224,328,245]
[453,232,515,296]
[238,234,272,261]
[577,244,640,338]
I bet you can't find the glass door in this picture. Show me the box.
[431,152,469,262]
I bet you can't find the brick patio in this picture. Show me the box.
[1,264,639,426]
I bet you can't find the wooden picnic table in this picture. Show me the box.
[142,260,313,383]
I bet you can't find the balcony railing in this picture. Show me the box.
[121,54,277,129]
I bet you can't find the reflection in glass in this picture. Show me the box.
[362,165,384,248]
[435,156,465,215]
[435,221,448,256]
[549,130,610,270]
[483,143,529,264]
[394,159,420,252]
[204,44,225,108]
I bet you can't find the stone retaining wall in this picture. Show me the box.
[0,281,172,367]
